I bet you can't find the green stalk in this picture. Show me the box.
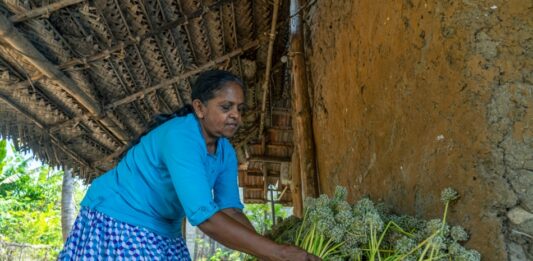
[303,224,314,252]
[296,208,310,246]
[441,200,450,237]
[417,241,432,261]
[429,244,437,260]
[368,223,381,261]
[398,231,439,259]
[321,241,344,259]
[317,237,333,257]
[432,253,450,260]
[315,234,324,255]
[389,221,415,238]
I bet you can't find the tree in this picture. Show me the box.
[0,139,77,258]
[61,169,76,241]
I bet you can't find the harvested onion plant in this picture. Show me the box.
[266,187,481,261]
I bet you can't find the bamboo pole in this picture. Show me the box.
[289,0,319,198]
[0,14,130,144]
[9,0,85,23]
[0,14,99,115]
[258,0,280,139]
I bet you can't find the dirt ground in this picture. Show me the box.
[304,0,533,260]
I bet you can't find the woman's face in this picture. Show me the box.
[194,81,246,141]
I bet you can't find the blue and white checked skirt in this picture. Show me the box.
[59,207,191,260]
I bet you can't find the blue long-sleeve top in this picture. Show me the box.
[81,113,244,238]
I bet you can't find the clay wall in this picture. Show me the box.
[305,0,533,259]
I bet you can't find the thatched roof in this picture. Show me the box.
[0,0,298,203]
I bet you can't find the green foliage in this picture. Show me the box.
[0,139,85,259]
[194,204,289,260]
[243,203,288,235]
[0,140,6,173]
[208,247,247,261]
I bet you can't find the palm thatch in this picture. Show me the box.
[0,0,301,205]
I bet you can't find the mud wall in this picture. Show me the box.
[304,0,532,260]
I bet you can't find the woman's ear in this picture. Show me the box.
[192,99,205,119]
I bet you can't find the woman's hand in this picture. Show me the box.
[277,245,321,261]
[199,212,321,260]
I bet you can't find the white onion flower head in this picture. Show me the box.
[441,187,459,202]
[395,236,416,254]
[451,225,469,242]
[333,185,348,201]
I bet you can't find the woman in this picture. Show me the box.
[59,70,320,260]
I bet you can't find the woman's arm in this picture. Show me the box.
[220,208,255,232]
[198,211,320,261]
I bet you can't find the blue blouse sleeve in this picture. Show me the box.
[213,140,244,211]
[160,130,219,226]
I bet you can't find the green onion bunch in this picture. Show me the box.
[266,186,481,261]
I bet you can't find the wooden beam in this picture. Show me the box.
[258,0,281,139]
[289,0,319,198]
[243,187,264,192]
[0,14,99,116]
[247,169,280,177]
[9,42,129,92]
[105,40,260,111]
[0,14,129,145]
[9,0,85,23]
[248,156,291,164]
[8,0,237,75]
[244,199,291,205]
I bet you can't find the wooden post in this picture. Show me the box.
[289,0,319,199]
[290,150,303,217]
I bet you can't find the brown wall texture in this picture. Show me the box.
[304,0,532,260]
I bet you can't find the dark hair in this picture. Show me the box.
[122,70,244,156]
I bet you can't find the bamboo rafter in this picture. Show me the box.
[105,39,260,110]
[6,0,238,102]
[48,40,260,134]
[9,0,85,23]
[0,14,99,115]
[258,0,280,139]
[0,13,130,145]
[0,0,295,199]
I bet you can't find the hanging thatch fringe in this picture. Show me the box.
[0,93,91,168]
[9,0,85,23]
